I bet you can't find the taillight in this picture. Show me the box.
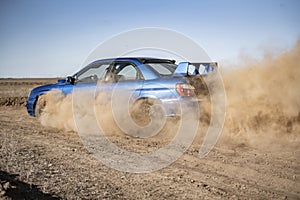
[176,83,195,97]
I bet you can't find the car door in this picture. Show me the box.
[71,60,143,101]
[72,61,144,126]
[71,62,111,114]
[101,61,144,102]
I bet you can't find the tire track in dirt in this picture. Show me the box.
[1,108,299,199]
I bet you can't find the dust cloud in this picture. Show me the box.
[39,90,75,132]
[38,40,300,150]
[221,40,300,149]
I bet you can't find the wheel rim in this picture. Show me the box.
[130,99,152,127]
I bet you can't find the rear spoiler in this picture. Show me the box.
[173,62,218,77]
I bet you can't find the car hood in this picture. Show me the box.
[30,83,61,95]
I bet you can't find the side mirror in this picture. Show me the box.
[66,76,75,84]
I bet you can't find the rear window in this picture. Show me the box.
[147,63,177,76]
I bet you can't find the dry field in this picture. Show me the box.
[0,76,299,200]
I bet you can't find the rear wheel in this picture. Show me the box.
[130,98,164,127]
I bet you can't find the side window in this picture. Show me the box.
[76,63,109,84]
[117,64,138,81]
[106,62,142,82]
[146,63,176,76]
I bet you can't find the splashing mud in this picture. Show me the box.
[38,40,300,150]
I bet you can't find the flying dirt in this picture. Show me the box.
[221,40,300,150]
[38,40,300,151]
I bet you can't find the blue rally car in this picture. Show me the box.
[26,57,216,124]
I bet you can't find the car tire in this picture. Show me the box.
[130,98,164,127]
[35,95,46,118]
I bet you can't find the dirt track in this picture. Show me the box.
[2,41,300,199]
[0,79,299,199]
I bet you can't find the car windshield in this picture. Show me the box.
[146,63,177,76]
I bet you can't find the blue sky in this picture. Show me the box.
[0,0,299,77]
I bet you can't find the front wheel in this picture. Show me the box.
[34,95,46,118]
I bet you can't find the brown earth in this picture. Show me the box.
[0,78,57,107]
[0,77,299,200]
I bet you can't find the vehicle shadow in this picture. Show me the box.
[0,170,60,200]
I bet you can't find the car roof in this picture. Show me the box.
[74,57,177,78]
[90,57,176,65]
